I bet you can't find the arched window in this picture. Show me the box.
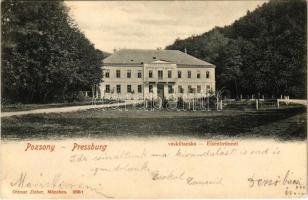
[206,71,210,79]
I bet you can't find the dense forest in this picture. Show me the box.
[166,0,306,99]
[1,1,105,103]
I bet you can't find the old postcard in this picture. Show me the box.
[0,0,307,199]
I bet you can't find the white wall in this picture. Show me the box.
[100,66,144,100]
[100,64,216,100]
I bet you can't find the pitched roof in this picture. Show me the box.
[103,49,214,66]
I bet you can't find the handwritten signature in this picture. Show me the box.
[10,172,113,198]
[248,170,303,188]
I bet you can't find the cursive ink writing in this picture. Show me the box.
[10,172,113,198]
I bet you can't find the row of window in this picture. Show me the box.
[105,70,142,79]
[105,70,210,79]
[105,84,211,94]
[105,84,143,94]
[176,85,211,94]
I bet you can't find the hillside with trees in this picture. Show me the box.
[166,0,306,99]
[1,1,105,103]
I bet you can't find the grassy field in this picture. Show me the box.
[1,105,306,141]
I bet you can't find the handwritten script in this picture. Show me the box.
[3,140,306,198]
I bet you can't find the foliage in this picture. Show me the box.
[166,0,306,98]
[1,0,104,103]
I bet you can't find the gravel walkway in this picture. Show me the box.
[1,100,143,118]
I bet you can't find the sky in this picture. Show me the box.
[66,1,267,53]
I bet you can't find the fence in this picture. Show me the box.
[224,98,307,111]
[89,97,306,111]
[141,97,223,111]
[278,99,307,106]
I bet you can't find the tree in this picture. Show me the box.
[219,39,244,98]
[1,0,104,103]
[166,0,306,98]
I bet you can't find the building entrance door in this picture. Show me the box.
[157,83,164,99]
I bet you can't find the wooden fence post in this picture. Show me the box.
[220,100,223,111]
[277,99,280,108]
[207,95,210,111]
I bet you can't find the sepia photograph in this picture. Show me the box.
[0,0,307,198]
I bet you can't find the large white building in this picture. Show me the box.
[100,49,215,100]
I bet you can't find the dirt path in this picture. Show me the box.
[1,100,143,118]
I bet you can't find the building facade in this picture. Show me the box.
[100,49,215,100]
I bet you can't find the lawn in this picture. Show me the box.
[1,106,306,141]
